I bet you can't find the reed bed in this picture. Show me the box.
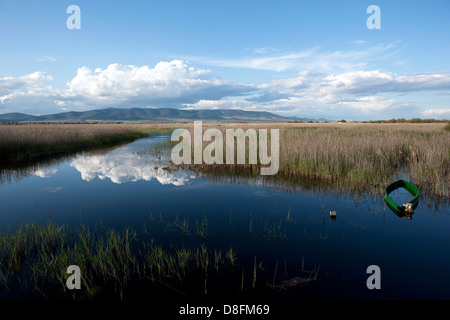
[179,123,449,200]
[0,123,174,167]
[279,123,449,199]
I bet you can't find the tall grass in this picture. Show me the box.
[279,124,449,199]
[181,123,449,200]
[0,124,173,167]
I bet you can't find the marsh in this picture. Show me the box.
[0,124,449,300]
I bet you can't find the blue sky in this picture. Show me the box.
[0,0,449,120]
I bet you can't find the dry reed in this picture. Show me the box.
[181,123,449,199]
[0,123,174,166]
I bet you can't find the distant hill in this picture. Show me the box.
[0,107,312,123]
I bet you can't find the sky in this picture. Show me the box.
[0,0,449,121]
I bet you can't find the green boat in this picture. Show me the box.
[384,179,419,219]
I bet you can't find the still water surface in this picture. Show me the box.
[1,133,449,299]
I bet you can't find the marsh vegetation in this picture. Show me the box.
[0,123,174,167]
[175,123,449,201]
[0,122,448,300]
[0,213,320,300]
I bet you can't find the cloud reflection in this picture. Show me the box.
[70,146,194,186]
[34,168,58,178]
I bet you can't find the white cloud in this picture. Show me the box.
[185,69,447,119]
[0,60,254,114]
[252,70,449,118]
[0,58,449,120]
[323,71,450,95]
[337,96,410,113]
[258,71,314,91]
[34,167,58,178]
[422,108,450,119]
[70,143,195,186]
[60,60,253,108]
[0,72,52,92]
[0,72,55,112]
[183,99,253,110]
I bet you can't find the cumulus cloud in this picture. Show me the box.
[0,72,52,93]
[185,70,446,119]
[60,60,253,108]
[246,70,448,117]
[0,60,253,114]
[0,71,56,113]
[0,58,449,120]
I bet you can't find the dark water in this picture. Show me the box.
[0,133,449,300]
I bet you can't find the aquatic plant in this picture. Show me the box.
[0,220,316,300]
[184,123,449,200]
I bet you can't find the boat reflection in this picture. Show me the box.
[384,179,420,220]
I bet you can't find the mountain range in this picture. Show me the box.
[0,107,317,123]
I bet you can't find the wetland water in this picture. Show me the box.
[0,133,449,299]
